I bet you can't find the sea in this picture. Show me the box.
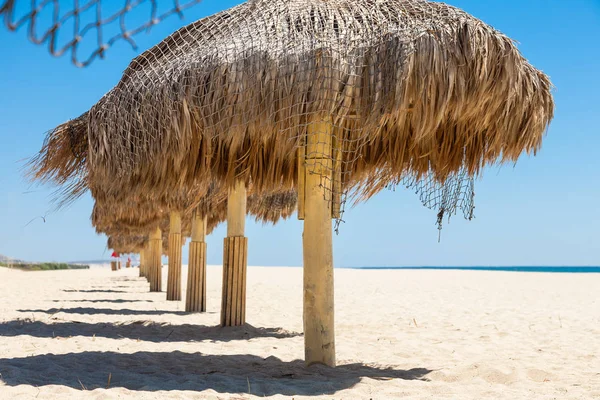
[347,266,600,273]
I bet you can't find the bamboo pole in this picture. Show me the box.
[166,212,183,301]
[149,227,162,292]
[301,118,336,367]
[186,209,207,312]
[221,180,248,327]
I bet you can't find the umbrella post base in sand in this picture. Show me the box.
[110,261,117,271]
[166,212,183,301]
[118,261,122,270]
[221,236,248,326]
[299,118,336,367]
[126,260,131,268]
[186,211,208,313]
[221,180,248,327]
[149,228,163,292]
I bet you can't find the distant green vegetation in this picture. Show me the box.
[0,262,90,271]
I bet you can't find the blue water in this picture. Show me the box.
[348,266,600,273]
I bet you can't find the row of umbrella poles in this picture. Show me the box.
[101,187,298,324]
[26,0,553,367]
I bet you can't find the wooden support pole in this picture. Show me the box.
[110,261,117,271]
[227,180,246,237]
[221,180,248,327]
[149,227,163,292]
[139,251,144,276]
[186,209,207,313]
[117,261,122,270]
[301,118,336,367]
[139,248,145,277]
[126,259,131,268]
[140,246,148,279]
[166,211,183,301]
[146,245,151,279]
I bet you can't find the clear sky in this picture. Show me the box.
[0,0,598,267]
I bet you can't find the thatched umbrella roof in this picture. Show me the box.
[29,107,476,229]
[92,181,227,236]
[206,189,298,234]
[103,189,296,255]
[106,233,183,255]
[98,186,297,237]
[26,112,88,207]
[92,200,164,236]
[84,0,553,216]
[107,235,146,254]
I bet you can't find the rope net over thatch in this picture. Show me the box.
[84,0,552,226]
[1,0,203,67]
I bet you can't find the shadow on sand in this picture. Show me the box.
[62,289,131,294]
[109,278,145,282]
[0,319,301,343]
[92,285,144,289]
[52,299,154,304]
[0,350,431,395]
[18,308,189,316]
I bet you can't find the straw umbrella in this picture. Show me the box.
[29,0,553,366]
[78,0,552,366]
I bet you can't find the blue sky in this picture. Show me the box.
[0,0,598,267]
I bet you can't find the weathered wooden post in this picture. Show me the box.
[186,209,207,312]
[298,118,338,367]
[117,261,122,270]
[149,227,163,292]
[144,245,151,279]
[140,246,147,279]
[110,261,118,271]
[221,180,248,326]
[126,259,131,268]
[166,212,183,301]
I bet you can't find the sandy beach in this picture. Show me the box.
[0,265,598,399]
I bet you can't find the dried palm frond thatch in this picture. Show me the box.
[206,188,298,234]
[96,184,296,238]
[25,112,89,208]
[84,0,553,222]
[107,235,146,254]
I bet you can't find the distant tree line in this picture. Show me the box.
[0,262,89,271]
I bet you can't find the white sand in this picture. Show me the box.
[0,265,598,399]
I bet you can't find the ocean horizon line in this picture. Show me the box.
[80,264,600,274]
[345,266,600,273]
